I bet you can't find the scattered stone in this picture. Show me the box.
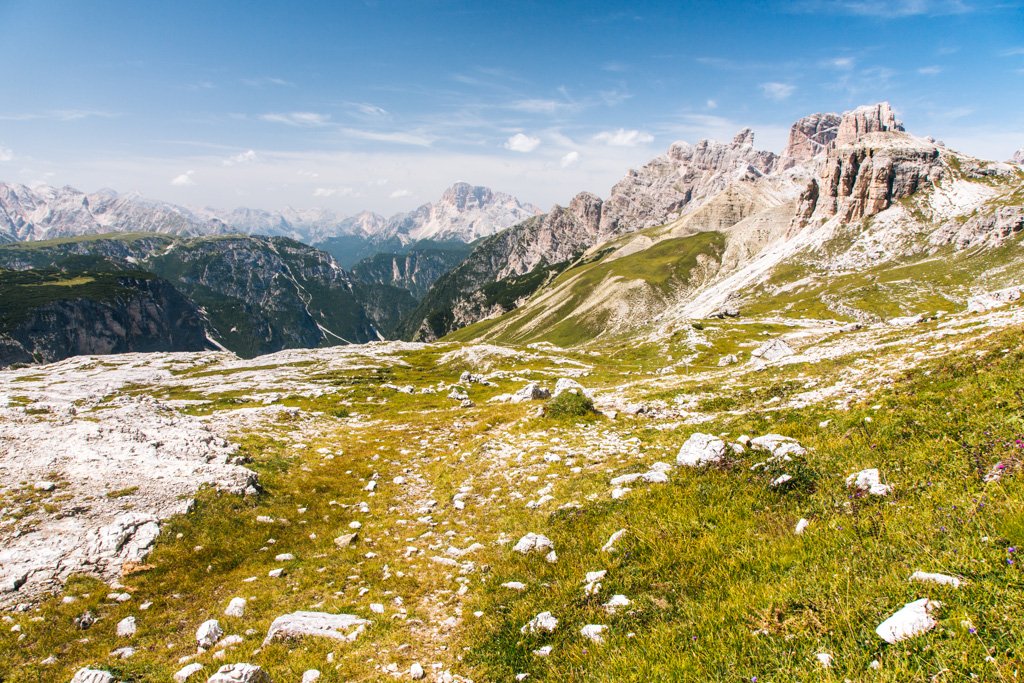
[33,481,56,492]
[580,624,608,643]
[552,378,588,398]
[225,598,246,618]
[110,647,135,659]
[116,616,136,638]
[301,671,321,683]
[370,603,385,614]
[770,474,793,487]
[262,611,370,645]
[601,529,626,553]
[846,468,892,496]
[206,663,271,683]
[510,383,550,403]
[603,594,631,613]
[751,338,795,362]
[521,611,558,634]
[875,598,939,643]
[501,582,527,591]
[173,663,204,682]
[196,619,223,649]
[409,662,425,680]
[909,571,961,588]
[888,314,924,327]
[69,669,115,683]
[75,610,96,630]
[334,532,358,547]
[544,550,558,564]
[815,652,833,668]
[749,434,806,458]
[267,568,285,578]
[677,433,727,467]
[512,533,554,555]
[273,553,294,562]
[717,354,738,367]
[447,389,469,401]
[794,518,809,535]
[532,645,552,657]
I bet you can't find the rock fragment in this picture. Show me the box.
[676,433,727,467]
[512,533,554,555]
[521,611,558,634]
[206,663,271,683]
[875,598,939,643]
[846,468,892,496]
[196,619,223,649]
[262,611,370,645]
[225,598,246,618]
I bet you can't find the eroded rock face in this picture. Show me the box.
[781,113,842,166]
[263,612,370,645]
[206,664,271,683]
[833,102,905,148]
[598,132,777,235]
[932,205,1024,250]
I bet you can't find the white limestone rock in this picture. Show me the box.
[196,619,223,649]
[676,433,727,467]
[116,616,136,638]
[70,669,116,683]
[224,598,246,618]
[749,434,806,459]
[409,662,425,680]
[552,378,589,398]
[846,468,892,496]
[751,339,795,362]
[603,594,631,613]
[909,571,961,588]
[173,663,204,682]
[521,611,558,634]
[510,383,551,403]
[794,518,810,535]
[262,611,370,645]
[875,598,939,643]
[512,533,554,555]
[206,663,272,683]
[601,529,626,553]
[580,624,608,643]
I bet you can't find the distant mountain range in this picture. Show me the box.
[0,181,540,259]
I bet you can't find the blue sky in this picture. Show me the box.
[1,0,1022,214]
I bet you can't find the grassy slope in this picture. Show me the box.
[3,316,1023,681]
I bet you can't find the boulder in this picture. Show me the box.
[206,663,272,683]
[749,434,806,459]
[553,378,588,398]
[717,354,738,367]
[262,611,370,645]
[846,468,892,496]
[173,663,204,682]
[116,616,136,638]
[580,624,608,643]
[521,611,558,634]
[875,598,939,643]
[196,619,223,649]
[301,671,321,683]
[676,433,727,467]
[224,597,246,618]
[512,533,554,555]
[510,383,550,403]
[70,669,116,683]
[751,339,794,362]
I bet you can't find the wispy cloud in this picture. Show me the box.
[0,146,13,162]
[918,65,943,74]
[0,109,119,122]
[504,133,541,152]
[170,170,196,186]
[508,99,576,114]
[222,150,258,166]
[259,112,331,127]
[345,102,391,118]
[1001,47,1024,56]
[340,128,436,147]
[560,151,580,168]
[760,82,796,101]
[242,77,293,87]
[389,188,411,198]
[312,186,356,198]
[822,57,856,69]
[592,128,654,147]
[795,0,975,17]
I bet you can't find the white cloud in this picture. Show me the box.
[242,77,293,87]
[390,189,411,198]
[340,128,435,147]
[313,187,356,198]
[706,99,718,110]
[823,57,855,69]
[797,0,973,17]
[592,128,654,147]
[0,109,118,122]
[223,149,258,166]
[917,65,943,75]
[350,102,390,117]
[509,99,573,114]
[504,133,541,153]
[560,151,580,168]
[760,82,796,101]
[259,112,331,127]
[0,146,13,162]
[170,170,196,186]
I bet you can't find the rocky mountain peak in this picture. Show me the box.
[568,191,603,230]
[781,112,842,166]
[1012,148,1024,165]
[834,102,905,148]
[732,128,755,147]
[438,182,494,211]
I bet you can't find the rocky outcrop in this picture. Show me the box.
[1012,148,1024,165]
[780,113,841,167]
[931,205,1024,249]
[383,182,541,243]
[833,102,905,148]
[352,245,469,300]
[598,131,777,235]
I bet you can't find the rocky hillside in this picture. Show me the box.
[0,267,211,366]
[0,234,383,361]
[416,103,1023,346]
[351,244,471,301]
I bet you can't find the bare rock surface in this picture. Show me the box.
[875,598,939,643]
[263,611,370,645]
[781,112,841,166]
[206,663,271,683]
